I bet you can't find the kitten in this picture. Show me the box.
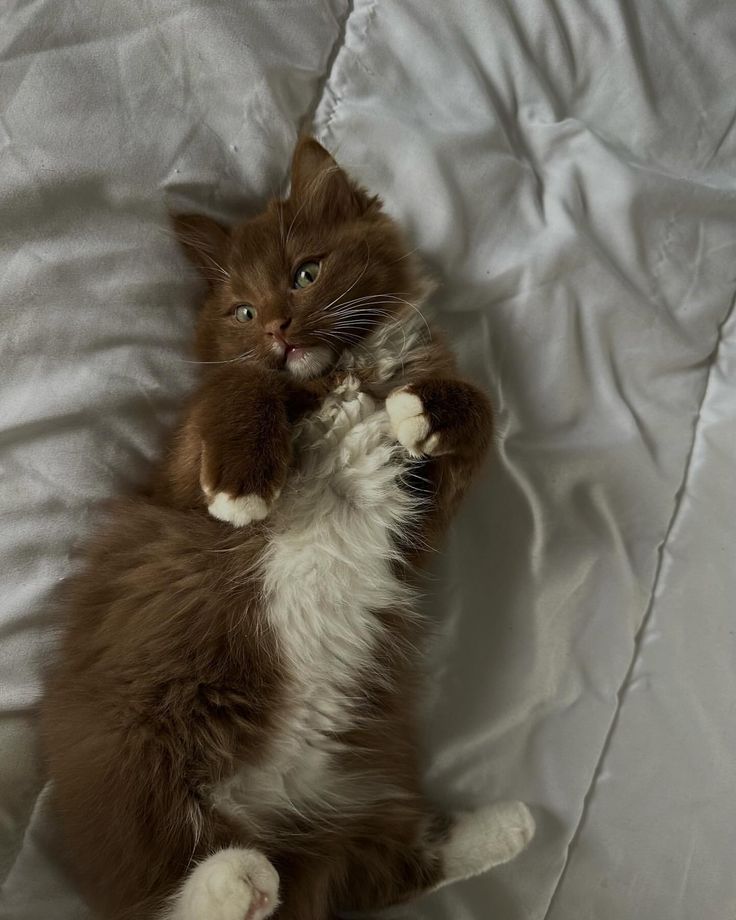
[41,137,534,920]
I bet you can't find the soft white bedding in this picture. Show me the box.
[2,2,735,918]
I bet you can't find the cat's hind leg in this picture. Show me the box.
[434,800,535,891]
[270,800,533,919]
[162,848,280,920]
[341,799,535,912]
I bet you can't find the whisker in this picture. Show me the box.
[284,198,309,248]
[310,306,399,326]
[180,349,256,366]
[172,231,231,280]
[367,294,432,340]
[329,304,399,315]
[276,198,286,249]
[312,292,421,323]
[390,247,420,263]
[318,243,372,315]
[317,292,405,312]
[284,165,342,247]
[332,306,395,315]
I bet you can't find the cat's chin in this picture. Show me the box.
[284,344,334,380]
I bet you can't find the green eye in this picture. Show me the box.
[234,304,256,323]
[294,260,320,289]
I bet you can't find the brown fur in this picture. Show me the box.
[41,137,493,919]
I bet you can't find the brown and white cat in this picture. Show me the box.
[41,137,534,920]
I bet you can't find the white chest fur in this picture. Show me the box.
[212,376,417,825]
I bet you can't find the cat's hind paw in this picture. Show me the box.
[440,801,535,886]
[165,847,279,920]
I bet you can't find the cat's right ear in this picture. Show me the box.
[171,214,231,288]
[289,136,378,221]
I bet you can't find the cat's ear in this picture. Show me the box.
[171,214,231,288]
[289,136,379,221]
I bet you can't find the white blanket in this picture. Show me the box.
[2,2,735,918]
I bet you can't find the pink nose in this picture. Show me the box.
[264,317,292,336]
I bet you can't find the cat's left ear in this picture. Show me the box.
[289,136,379,221]
[171,213,231,289]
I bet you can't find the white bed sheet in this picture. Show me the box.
[1,2,735,918]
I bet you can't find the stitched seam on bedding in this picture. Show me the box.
[541,286,736,920]
[312,0,379,143]
[300,0,354,133]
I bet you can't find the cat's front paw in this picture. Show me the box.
[385,387,441,458]
[167,847,279,920]
[386,379,493,463]
[204,489,276,528]
[200,441,284,528]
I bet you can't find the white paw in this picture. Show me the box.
[440,801,535,885]
[207,492,271,528]
[166,848,279,920]
[385,387,440,457]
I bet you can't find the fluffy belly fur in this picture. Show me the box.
[212,375,416,825]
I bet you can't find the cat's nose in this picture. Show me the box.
[264,317,292,336]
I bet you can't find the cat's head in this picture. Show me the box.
[173,138,429,380]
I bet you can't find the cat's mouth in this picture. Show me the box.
[271,338,333,379]
[272,338,307,367]
[284,344,308,365]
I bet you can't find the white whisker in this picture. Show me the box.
[180,349,256,366]
[318,243,372,315]
[284,165,341,247]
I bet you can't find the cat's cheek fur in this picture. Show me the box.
[162,848,279,920]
